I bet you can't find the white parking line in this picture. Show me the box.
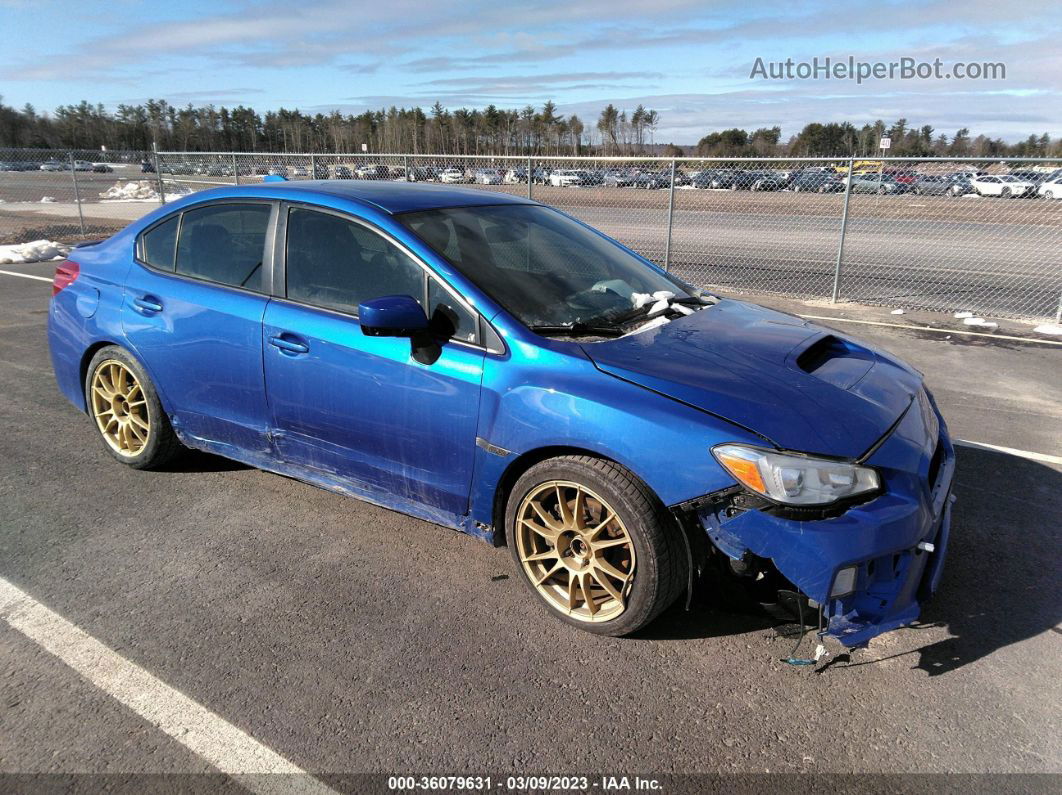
[955,439,1062,466]
[0,269,52,283]
[0,577,336,794]
[798,314,1062,346]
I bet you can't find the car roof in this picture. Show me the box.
[177,179,536,215]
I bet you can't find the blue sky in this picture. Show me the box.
[2,0,1060,143]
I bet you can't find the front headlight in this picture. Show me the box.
[712,444,880,507]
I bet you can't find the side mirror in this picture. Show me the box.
[358,295,429,337]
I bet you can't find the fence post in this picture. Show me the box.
[68,153,86,237]
[404,154,410,181]
[527,155,533,200]
[831,157,855,303]
[663,158,677,271]
[153,150,166,205]
[232,153,239,185]
[1055,292,1062,325]
[310,153,316,181]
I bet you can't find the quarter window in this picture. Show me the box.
[175,203,271,292]
[284,207,424,315]
[139,215,179,271]
[428,275,478,344]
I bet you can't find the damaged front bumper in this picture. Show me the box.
[696,390,955,648]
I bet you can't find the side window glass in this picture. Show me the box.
[140,215,179,271]
[285,207,424,313]
[175,204,270,291]
[428,276,478,344]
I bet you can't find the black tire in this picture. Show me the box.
[84,345,183,470]
[506,455,687,636]
[1001,187,1012,198]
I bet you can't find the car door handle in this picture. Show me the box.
[268,335,309,355]
[132,295,163,314]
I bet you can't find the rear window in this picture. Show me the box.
[175,203,271,292]
[139,215,179,271]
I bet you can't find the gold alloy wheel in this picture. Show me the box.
[89,360,151,456]
[515,480,636,622]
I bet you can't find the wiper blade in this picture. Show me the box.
[528,323,626,338]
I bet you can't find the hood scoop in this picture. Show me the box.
[794,334,876,390]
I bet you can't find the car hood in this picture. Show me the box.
[581,300,922,458]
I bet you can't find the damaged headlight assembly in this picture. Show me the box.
[712,444,880,507]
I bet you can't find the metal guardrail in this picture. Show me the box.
[2,148,1060,322]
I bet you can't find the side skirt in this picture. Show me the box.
[173,427,496,544]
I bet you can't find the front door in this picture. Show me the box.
[262,205,485,517]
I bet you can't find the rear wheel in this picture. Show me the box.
[1002,187,1012,198]
[85,346,182,469]
[507,456,686,636]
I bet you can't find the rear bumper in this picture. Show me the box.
[698,391,954,647]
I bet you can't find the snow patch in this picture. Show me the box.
[99,180,190,202]
[1033,324,1062,336]
[890,308,905,315]
[39,196,56,203]
[953,311,974,319]
[0,239,69,265]
[962,317,998,330]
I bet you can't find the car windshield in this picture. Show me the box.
[999,176,1018,182]
[400,204,693,329]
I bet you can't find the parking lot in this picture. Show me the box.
[0,262,1059,787]
[3,162,1061,322]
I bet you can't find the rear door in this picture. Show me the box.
[262,204,486,517]
[122,200,276,451]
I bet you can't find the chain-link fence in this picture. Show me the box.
[3,148,1060,322]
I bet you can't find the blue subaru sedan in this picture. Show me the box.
[48,180,954,645]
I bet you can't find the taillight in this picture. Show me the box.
[52,260,80,296]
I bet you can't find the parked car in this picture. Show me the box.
[632,170,671,189]
[730,170,785,191]
[548,169,590,187]
[474,168,504,185]
[48,181,954,646]
[355,164,390,180]
[92,163,114,173]
[970,175,1036,198]
[882,168,917,186]
[844,174,905,194]
[1008,170,1048,186]
[1037,175,1062,199]
[789,171,844,193]
[602,169,638,187]
[910,175,950,195]
[943,173,974,196]
[333,165,354,180]
[690,169,731,189]
[40,160,66,171]
[437,167,468,184]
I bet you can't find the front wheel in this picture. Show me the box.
[507,456,687,636]
[85,346,183,469]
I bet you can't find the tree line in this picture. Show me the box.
[0,96,1056,159]
[698,121,1059,159]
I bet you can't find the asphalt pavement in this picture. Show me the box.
[0,265,1059,789]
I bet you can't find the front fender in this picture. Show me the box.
[468,341,759,527]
